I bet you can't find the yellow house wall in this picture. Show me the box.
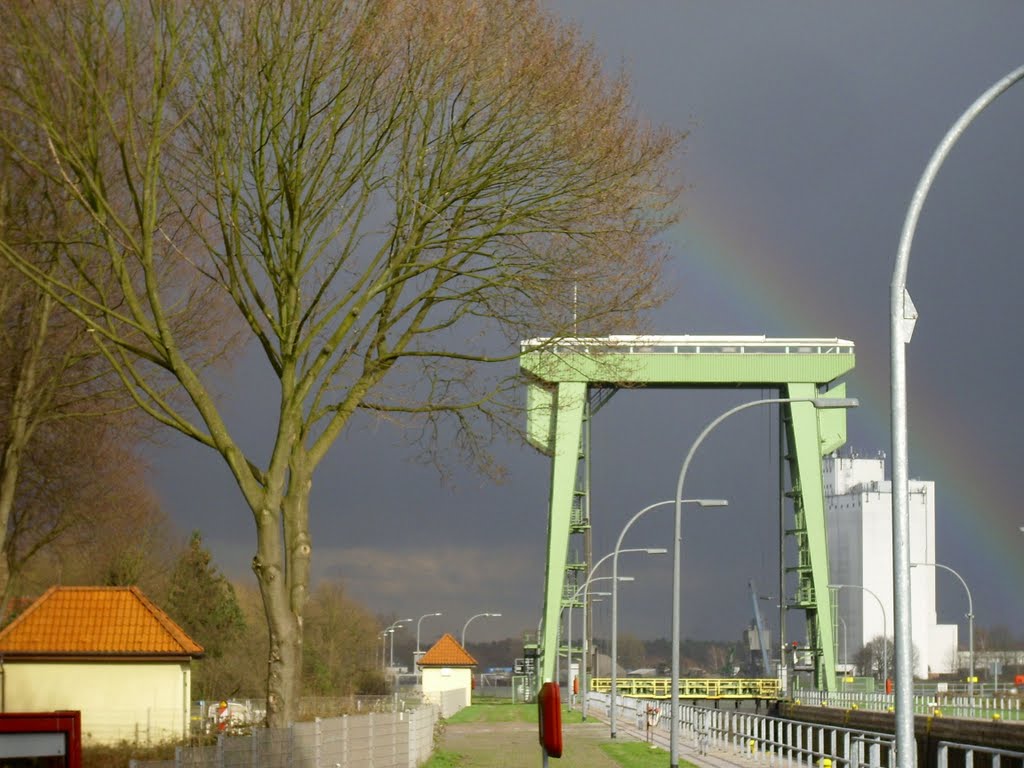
[420,667,472,709]
[3,660,191,745]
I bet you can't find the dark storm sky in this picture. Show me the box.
[151,2,1024,647]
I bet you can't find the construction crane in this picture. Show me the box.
[749,580,771,676]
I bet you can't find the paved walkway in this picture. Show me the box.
[436,712,750,767]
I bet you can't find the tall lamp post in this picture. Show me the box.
[609,499,726,738]
[911,562,974,696]
[831,584,887,685]
[461,612,501,647]
[890,64,1024,768]
[379,630,392,670]
[838,616,848,672]
[416,612,443,654]
[565,579,622,708]
[670,395,858,768]
[386,618,413,668]
[575,547,666,721]
[415,612,442,683]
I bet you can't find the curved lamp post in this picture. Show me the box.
[379,630,392,670]
[461,612,501,647]
[416,612,443,654]
[572,546,666,722]
[609,498,726,738]
[564,579,621,709]
[386,618,413,668]
[911,562,974,696]
[890,64,1024,768]
[831,584,887,685]
[670,395,858,768]
[415,612,442,683]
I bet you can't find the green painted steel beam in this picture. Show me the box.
[784,382,838,691]
[539,382,586,684]
[524,336,854,693]
[522,352,853,386]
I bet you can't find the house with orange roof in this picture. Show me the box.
[416,633,476,715]
[0,586,203,745]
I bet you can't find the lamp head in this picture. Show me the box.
[645,548,668,555]
[696,499,729,507]
[810,397,859,409]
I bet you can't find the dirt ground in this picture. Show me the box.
[437,719,633,767]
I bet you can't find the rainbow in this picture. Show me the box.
[664,214,1024,618]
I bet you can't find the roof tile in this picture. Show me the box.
[417,633,477,667]
[0,586,203,657]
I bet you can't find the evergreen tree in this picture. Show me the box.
[166,531,248,698]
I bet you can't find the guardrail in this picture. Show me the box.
[589,677,780,699]
[797,689,1023,722]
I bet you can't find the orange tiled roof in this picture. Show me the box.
[418,633,477,667]
[0,586,203,657]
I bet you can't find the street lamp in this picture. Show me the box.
[670,395,857,768]
[609,499,725,738]
[890,64,1024,768]
[911,562,974,696]
[573,547,665,721]
[415,612,442,684]
[385,618,413,668]
[379,630,392,670]
[564,580,619,708]
[416,612,443,654]
[461,612,501,647]
[838,616,848,672]
[831,584,887,686]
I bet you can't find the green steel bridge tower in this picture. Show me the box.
[520,335,855,693]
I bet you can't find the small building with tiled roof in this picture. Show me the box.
[0,586,203,745]
[417,633,477,715]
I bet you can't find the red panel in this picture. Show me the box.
[0,711,81,768]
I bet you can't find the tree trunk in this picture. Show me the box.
[252,455,313,727]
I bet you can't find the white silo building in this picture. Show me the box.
[824,453,959,679]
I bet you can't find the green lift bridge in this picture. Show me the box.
[520,334,855,693]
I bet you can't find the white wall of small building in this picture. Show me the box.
[420,667,472,712]
[824,455,957,678]
[3,659,191,744]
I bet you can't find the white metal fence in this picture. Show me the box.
[796,689,1023,721]
[130,704,445,768]
[587,692,1024,766]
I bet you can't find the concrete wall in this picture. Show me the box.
[3,659,191,744]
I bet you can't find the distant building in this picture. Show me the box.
[824,454,958,678]
[417,633,476,716]
[0,586,203,744]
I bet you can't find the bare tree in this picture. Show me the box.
[0,0,681,724]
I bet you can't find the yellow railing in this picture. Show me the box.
[589,677,781,700]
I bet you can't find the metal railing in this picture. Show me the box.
[936,740,1024,768]
[521,334,855,355]
[797,689,1023,722]
[589,693,895,767]
[589,676,780,699]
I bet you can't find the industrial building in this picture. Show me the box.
[824,453,959,679]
